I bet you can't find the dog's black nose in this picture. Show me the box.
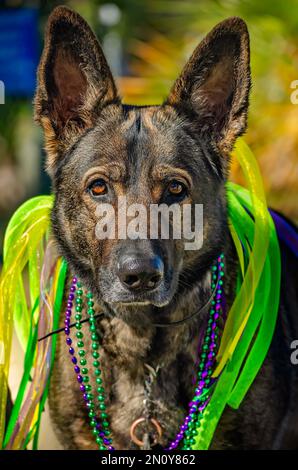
[117,256,164,291]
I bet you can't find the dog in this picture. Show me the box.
[33,6,298,449]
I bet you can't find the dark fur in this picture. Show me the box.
[34,6,298,449]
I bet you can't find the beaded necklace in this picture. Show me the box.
[63,254,224,451]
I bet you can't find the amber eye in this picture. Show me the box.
[88,179,108,197]
[168,180,187,197]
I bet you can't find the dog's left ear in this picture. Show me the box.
[34,6,119,174]
[167,17,251,156]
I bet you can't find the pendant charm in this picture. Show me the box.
[130,417,162,448]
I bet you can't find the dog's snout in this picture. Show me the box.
[117,256,164,291]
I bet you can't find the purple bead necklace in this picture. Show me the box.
[63,253,224,450]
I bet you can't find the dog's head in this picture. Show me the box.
[35,7,250,315]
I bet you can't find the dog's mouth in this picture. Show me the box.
[115,300,152,306]
[101,287,174,308]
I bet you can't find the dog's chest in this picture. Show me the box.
[49,311,199,449]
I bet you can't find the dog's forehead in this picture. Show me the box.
[64,102,201,184]
[79,104,182,166]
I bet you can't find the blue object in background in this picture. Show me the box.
[0,8,39,97]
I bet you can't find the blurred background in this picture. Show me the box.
[0,0,298,449]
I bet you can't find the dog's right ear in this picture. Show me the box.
[34,6,119,174]
[166,17,250,160]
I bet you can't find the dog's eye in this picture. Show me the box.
[168,180,187,197]
[88,179,108,197]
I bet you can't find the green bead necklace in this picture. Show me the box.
[64,254,224,451]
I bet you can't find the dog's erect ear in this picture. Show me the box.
[34,6,119,173]
[167,17,251,156]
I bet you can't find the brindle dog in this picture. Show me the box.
[34,6,298,449]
